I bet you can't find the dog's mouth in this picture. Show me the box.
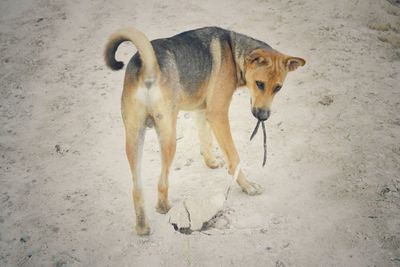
[250,120,268,167]
[251,107,271,121]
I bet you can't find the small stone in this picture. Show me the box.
[271,216,283,225]
[184,158,193,166]
[276,260,286,267]
[380,186,391,196]
[55,144,70,155]
[55,260,67,267]
[318,95,334,106]
[20,236,30,243]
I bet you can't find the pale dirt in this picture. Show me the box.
[1,0,400,266]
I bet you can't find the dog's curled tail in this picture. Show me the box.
[104,27,159,85]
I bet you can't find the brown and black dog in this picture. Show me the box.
[104,27,305,235]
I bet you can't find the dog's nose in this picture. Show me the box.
[252,108,270,121]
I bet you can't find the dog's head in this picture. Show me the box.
[244,49,305,121]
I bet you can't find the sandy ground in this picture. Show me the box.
[1,0,400,266]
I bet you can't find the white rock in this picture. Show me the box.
[167,193,226,232]
[167,201,190,229]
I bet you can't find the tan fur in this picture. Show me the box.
[245,50,305,111]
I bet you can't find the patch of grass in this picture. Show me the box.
[368,22,392,32]
[378,33,400,48]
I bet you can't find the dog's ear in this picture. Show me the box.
[285,57,306,71]
[246,49,270,67]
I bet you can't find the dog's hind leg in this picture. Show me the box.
[154,109,178,214]
[122,98,150,236]
[195,110,222,169]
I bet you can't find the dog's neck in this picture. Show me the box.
[229,31,272,87]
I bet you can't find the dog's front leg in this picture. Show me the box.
[207,112,263,195]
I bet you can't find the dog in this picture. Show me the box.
[104,27,305,235]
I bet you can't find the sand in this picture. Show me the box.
[1,0,400,266]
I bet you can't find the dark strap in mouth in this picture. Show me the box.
[261,121,267,167]
[250,120,267,167]
[250,120,261,141]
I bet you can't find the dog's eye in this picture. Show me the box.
[273,85,282,94]
[256,81,265,91]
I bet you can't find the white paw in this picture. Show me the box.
[242,182,264,196]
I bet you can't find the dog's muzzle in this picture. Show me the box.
[252,108,270,121]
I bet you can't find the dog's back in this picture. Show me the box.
[127,27,229,94]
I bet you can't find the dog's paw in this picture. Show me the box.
[156,201,172,214]
[136,224,151,236]
[242,182,264,196]
[205,158,224,169]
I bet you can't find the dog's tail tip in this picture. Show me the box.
[104,35,126,71]
[108,60,124,71]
